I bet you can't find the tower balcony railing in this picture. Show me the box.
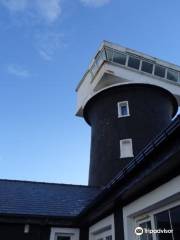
[76,42,180,116]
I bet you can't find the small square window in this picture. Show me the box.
[120,139,134,158]
[117,101,130,118]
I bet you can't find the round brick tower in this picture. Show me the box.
[83,83,178,187]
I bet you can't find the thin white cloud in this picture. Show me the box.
[7,64,30,78]
[35,31,66,61]
[0,0,62,23]
[1,0,28,12]
[36,0,61,23]
[80,0,110,7]
[39,50,52,61]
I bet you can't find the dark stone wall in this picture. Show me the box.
[0,222,89,240]
[80,226,89,240]
[0,223,50,240]
[84,83,178,187]
[114,207,124,240]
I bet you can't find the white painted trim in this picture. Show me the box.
[123,176,180,240]
[134,201,180,240]
[120,138,134,158]
[49,227,80,240]
[89,214,115,240]
[117,101,130,118]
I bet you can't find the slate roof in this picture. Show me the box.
[0,180,100,218]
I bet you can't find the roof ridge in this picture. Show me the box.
[0,179,100,189]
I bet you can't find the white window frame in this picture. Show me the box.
[89,214,115,240]
[123,176,180,240]
[120,139,134,158]
[134,201,180,240]
[50,228,80,240]
[135,215,155,240]
[117,101,130,118]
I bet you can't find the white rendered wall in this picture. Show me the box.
[89,214,115,240]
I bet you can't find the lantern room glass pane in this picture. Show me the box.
[141,61,153,74]
[128,56,140,70]
[96,50,106,67]
[91,63,98,75]
[113,51,126,65]
[105,47,113,61]
[154,65,166,78]
[167,69,178,82]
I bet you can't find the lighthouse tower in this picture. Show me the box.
[76,41,179,187]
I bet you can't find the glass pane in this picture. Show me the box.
[91,63,98,75]
[170,206,180,240]
[113,51,126,65]
[106,236,112,240]
[154,210,173,240]
[128,56,140,70]
[101,49,106,61]
[96,57,102,68]
[105,47,113,61]
[139,221,153,240]
[154,65,165,78]
[141,61,153,74]
[57,237,71,240]
[96,50,106,67]
[121,105,128,116]
[167,69,178,82]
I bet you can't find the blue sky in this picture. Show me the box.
[0,0,180,185]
